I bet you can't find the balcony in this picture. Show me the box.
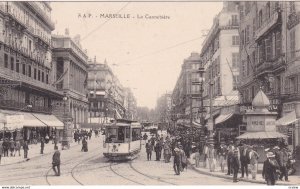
[255,11,281,41]
[219,22,239,30]
[0,100,52,114]
[287,11,300,30]
[255,61,273,77]
[0,66,60,95]
[25,2,55,30]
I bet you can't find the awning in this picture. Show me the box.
[275,110,298,126]
[215,113,234,125]
[33,113,64,128]
[22,112,47,127]
[237,131,287,139]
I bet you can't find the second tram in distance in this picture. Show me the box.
[103,119,142,161]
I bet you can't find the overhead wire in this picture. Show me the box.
[81,2,131,41]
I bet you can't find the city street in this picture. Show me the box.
[0,136,256,185]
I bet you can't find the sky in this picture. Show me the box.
[51,2,223,109]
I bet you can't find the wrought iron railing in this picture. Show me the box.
[0,100,52,114]
[0,67,58,94]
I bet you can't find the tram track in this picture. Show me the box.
[128,161,176,185]
[109,162,145,185]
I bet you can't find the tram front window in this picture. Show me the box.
[106,127,125,143]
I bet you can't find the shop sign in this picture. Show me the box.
[247,116,276,132]
[6,115,24,130]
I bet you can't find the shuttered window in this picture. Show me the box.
[275,31,282,58]
[265,37,272,61]
[290,30,296,59]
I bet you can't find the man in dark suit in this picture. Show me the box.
[240,143,249,179]
[232,149,240,182]
[262,152,279,185]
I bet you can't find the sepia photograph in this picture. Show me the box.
[0,0,299,187]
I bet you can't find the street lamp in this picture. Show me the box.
[207,80,215,146]
[197,67,206,147]
[62,95,69,149]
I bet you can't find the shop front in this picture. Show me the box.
[237,89,287,162]
[214,105,242,144]
[0,110,64,143]
[276,102,300,149]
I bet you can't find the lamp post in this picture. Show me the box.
[207,80,214,146]
[62,95,69,149]
[197,67,206,147]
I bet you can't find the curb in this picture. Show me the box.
[0,142,80,167]
[187,160,294,186]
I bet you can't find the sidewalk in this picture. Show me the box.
[188,153,300,185]
[0,140,80,166]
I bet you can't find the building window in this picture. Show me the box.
[290,77,297,93]
[34,68,37,80]
[246,25,250,43]
[266,2,271,19]
[240,5,244,20]
[290,30,296,59]
[16,62,20,73]
[247,55,251,76]
[290,2,296,13]
[46,74,49,84]
[259,10,263,27]
[241,30,245,47]
[232,53,239,68]
[232,15,238,26]
[242,60,246,77]
[275,31,282,58]
[10,57,14,71]
[22,64,26,75]
[233,75,238,90]
[38,70,41,81]
[245,2,251,15]
[28,65,32,77]
[4,54,8,68]
[42,72,44,82]
[252,51,256,66]
[232,36,239,46]
[252,18,256,39]
[265,35,272,61]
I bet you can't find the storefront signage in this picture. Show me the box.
[246,116,276,132]
[5,115,24,130]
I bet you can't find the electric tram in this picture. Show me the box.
[103,119,142,161]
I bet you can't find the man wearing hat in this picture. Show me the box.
[173,147,182,175]
[232,149,240,182]
[249,146,259,180]
[262,152,279,185]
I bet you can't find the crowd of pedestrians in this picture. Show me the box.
[143,131,191,176]
[143,128,295,185]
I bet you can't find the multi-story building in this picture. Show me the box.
[172,52,202,125]
[123,87,137,120]
[239,1,300,148]
[51,31,89,129]
[200,2,241,142]
[155,92,172,129]
[0,2,64,141]
[87,60,125,124]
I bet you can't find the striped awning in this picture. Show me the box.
[275,110,298,126]
[32,113,64,128]
[215,113,234,125]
